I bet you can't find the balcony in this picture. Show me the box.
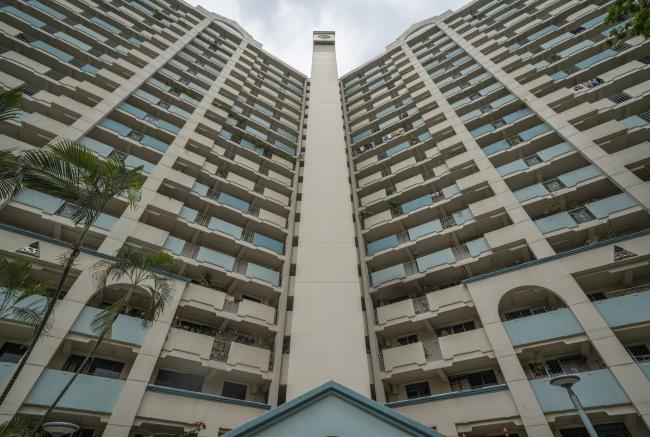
[593,289,650,329]
[482,123,553,156]
[70,306,149,346]
[24,369,125,413]
[529,368,630,412]
[370,237,490,287]
[496,142,573,176]
[163,328,272,375]
[181,283,277,326]
[534,193,638,234]
[163,236,281,286]
[513,165,602,202]
[503,308,584,346]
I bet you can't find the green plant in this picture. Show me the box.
[199,271,213,288]
[0,87,24,200]
[31,249,176,433]
[604,0,649,45]
[0,416,42,437]
[0,257,54,335]
[0,141,144,406]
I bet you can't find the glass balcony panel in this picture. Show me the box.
[452,208,474,225]
[366,234,399,255]
[196,247,235,270]
[14,188,64,214]
[191,182,209,196]
[466,237,490,257]
[528,24,558,42]
[407,219,442,241]
[504,308,584,346]
[401,195,434,214]
[163,236,186,255]
[385,140,410,157]
[246,262,280,285]
[32,41,74,62]
[470,123,495,138]
[530,369,628,412]
[621,115,650,128]
[541,32,572,50]
[27,0,66,19]
[275,139,296,155]
[490,94,517,109]
[537,142,572,161]
[24,369,125,413]
[497,159,527,176]
[502,108,532,124]
[54,31,92,52]
[252,233,284,254]
[2,6,46,27]
[417,247,456,272]
[441,184,460,198]
[586,193,637,219]
[218,192,250,213]
[515,183,549,202]
[593,290,650,328]
[94,213,117,230]
[557,165,601,187]
[371,264,406,286]
[483,139,510,155]
[418,131,432,142]
[118,102,148,119]
[460,109,482,123]
[250,114,271,128]
[140,135,170,152]
[519,123,551,141]
[80,137,113,157]
[376,105,397,118]
[378,116,400,130]
[575,49,617,69]
[71,306,148,345]
[208,217,243,239]
[583,12,608,29]
[254,103,274,116]
[156,119,181,134]
[179,206,198,223]
[124,154,154,173]
[352,130,373,144]
[81,64,99,74]
[169,105,191,119]
[99,118,132,136]
[535,211,577,234]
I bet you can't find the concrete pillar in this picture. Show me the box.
[286,31,371,399]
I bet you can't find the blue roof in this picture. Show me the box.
[223,381,445,437]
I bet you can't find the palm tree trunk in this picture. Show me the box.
[0,225,91,406]
[29,331,107,436]
[30,286,134,435]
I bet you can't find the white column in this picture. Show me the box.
[286,31,371,399]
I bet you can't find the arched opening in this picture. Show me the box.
[498,286,566,322]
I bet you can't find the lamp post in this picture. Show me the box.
[41,422,80,437]
[550,375,598,437]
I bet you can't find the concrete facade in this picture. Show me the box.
[0,0,648,436]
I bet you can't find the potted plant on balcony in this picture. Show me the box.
[28,249,176,435]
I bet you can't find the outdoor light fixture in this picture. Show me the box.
[550,375,598,437]
[41,422,80,437]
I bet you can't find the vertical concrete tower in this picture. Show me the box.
[286,31,371,399]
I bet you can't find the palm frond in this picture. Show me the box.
[0,149,22,200]
[90,296,127,339]
[11,304,53,337]
[0,88,23,123]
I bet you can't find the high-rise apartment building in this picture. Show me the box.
[0,0,649,435]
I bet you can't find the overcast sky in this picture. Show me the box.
[185,0,470,76]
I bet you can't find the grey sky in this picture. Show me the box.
[185,0,471,76]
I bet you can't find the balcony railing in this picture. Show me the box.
[534,193,638,234]
[164,236,281,286]
[370,237,490,286]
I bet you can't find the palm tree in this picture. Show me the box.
[31,249,176,434]
[0,141,144,405]
[0,87,24,200]
[0,257,53,334]
[0,416,42,437]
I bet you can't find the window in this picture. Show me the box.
[449,370,497,391]
[560,423,630,437]
[154,369,204,391]
[0,342,26,363]
[504,308,532,320]
[436,320,476,337]
[397,334,418,346]
[524,154,542,167]
[543,178,565,192]
[62,355,124,379]
[405,381,430,399]
[222,381,247,400]
[527,356,588,378]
